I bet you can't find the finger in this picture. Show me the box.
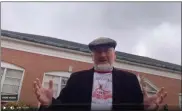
[139,75,149,97]
[139,76,147,93]
[141,82,148,97]
[34,81,40,90]
[35,87,41,97]
[140,75,144,83]
[163,92,167,98]
[138,74,142,81]
[33,81,39,91]
[141,77,147,89]
[142,87,148,97]
[36,78,42,88]
[33,82,38,95]
[33,81,37,88]
[157,87,164,96]
[158,92,167,104]
[33,87,40,97]
[146,95,158,102]
[34,83,42,98]
[33,84,41,98]
[155,95,163,104]
[35,85,40,94]
[157,95,165,104]
[49,80,53,89]
[159,96,164,104]
[156,88,166,104]
[140,75,145,82]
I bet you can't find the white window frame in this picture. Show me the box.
[1,61,25,102]
[137,74,158,95]
[144,78,159,92]
[42,71,71,98]
[179,93,181,109]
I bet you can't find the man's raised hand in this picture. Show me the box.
[33,78,54,106]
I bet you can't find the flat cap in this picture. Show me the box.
[88,37,117,51]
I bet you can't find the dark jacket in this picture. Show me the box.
[39,68,144,111]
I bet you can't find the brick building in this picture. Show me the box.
[1,30,181,110]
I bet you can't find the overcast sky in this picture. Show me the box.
[1,2,181,65]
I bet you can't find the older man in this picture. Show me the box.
[33,37,167,111]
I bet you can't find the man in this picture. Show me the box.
[33,37,167,111]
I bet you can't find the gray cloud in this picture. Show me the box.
[1,2,181,65]
[103,2,180,28]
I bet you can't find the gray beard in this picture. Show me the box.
[94,63,113,72]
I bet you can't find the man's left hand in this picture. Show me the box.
[140,76,168,111]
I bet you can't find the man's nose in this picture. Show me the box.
[100,51,107,56]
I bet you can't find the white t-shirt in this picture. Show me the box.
[91,72,113,110]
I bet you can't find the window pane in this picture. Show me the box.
[2,84,19,94]
[61,85,66,90]
[146,86,156,92]
[0,75,2,83]
[6,69,23,79]
[53,84,58,90]
[44,75,52,82]
[44,82,58,90]
[52,76,60,83]
[147,92,155,97]
[44,75,60,83]
[1,67,4,76]
[4,77,21,86]
[43,74,70,98]
[53,90,57,98]
[1,68,4,82]
[61,77,68,85]
[43,82,49,88]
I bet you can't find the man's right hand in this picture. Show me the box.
[33,78,54,106]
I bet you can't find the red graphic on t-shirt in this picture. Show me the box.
[92,85,112,100]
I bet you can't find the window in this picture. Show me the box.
[42,72,71,98]
[137,74,158,97]
[1,62,24,101]
[179,93,181,109]
[1,67,5,82]
[61,77,68,90]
